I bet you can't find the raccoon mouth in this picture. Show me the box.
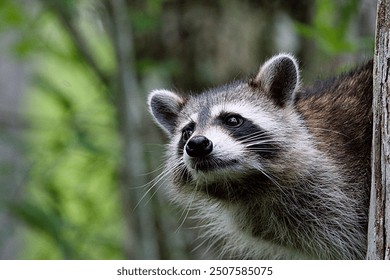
[189,157,239,172]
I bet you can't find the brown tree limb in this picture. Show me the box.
[367,0,390,260]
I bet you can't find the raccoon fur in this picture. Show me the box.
[147,53,373,259]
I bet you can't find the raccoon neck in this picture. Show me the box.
[222,151,366,259]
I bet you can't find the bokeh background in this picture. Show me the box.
[0,0,375,259]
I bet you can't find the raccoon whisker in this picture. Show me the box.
[139,162,166,177]
[252,163,285,191]
[243,144,281,153]
[200,170,213,199]
[243,141,281,148]
[141,165,182,207]
[182,111,196,123]
[172,160,190,183]
[176,203,192,232]
[235,131,269,141]
[200,233,222,259]
[140,182,165,207]
[134,173,169,209]
[246,149,277,154]
[234,128,285,140]
[239,137,284,145]
[239,133,280,140]
[187,222,213,230]
[239,133,283,141]
[244,145,277,149]
[176,174,198,232]
[128,164,167,191]
[193,233,217,257]
[191,235,210,254]
[135,161,182,209]
[240,139,278,146]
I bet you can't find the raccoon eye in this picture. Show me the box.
[224,114,243,127]
[182,127,193,142]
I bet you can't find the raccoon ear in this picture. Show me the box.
[148,89,186,135]
[252,53,300,107]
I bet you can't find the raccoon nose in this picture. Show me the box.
[186,135,213,157]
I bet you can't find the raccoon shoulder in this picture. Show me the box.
[293,60,373,189]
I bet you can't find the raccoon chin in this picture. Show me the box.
[184,153,240,174]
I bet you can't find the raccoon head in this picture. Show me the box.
[148,54,301,200]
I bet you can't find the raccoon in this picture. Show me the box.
[147,53,373,259]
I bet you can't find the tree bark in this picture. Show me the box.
[367,0,390,260]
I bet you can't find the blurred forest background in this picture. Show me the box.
[0,0,375,259]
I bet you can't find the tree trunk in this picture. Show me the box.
[0,32,27,259]
[104,0,161,259]
[366,0,390,260]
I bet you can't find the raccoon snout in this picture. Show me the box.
[185,135,213,157]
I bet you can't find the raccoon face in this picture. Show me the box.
[148,54,301,199]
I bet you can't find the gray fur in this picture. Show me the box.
[147,54,372,259]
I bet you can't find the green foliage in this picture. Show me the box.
[0,0,36,57]
[9,1,125,259]
[295,0,372,54]
[131,0,165,33]
[0,1,24,27]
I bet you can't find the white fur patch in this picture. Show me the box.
[203,126,243,159]
[190,113,198,122]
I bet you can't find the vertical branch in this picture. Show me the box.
[104,0,160,259]
[367,0,390,260]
